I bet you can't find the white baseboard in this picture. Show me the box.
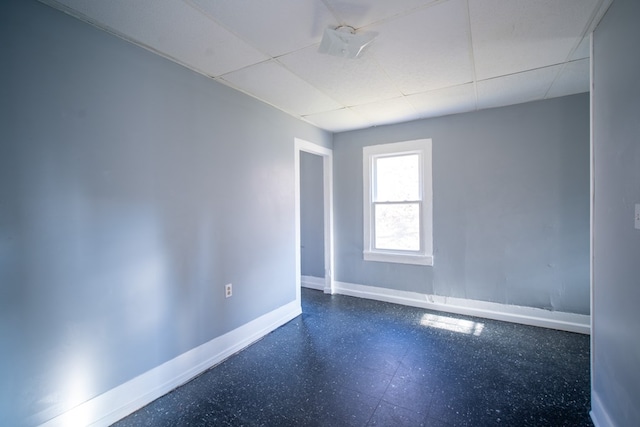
[39,300,302,427]
[590,391,615,427]
[334,281,590,334]
[301,275,325,291]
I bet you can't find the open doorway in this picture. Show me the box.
[294,138,333,306]
[300,151,325,290]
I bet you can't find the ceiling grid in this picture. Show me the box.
[40,0,612,132]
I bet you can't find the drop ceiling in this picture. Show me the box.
[40,0,612,133]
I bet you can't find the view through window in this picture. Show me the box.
[373,153,421,251]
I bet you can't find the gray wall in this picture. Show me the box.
[592,0,640,425]
[0,1,330,425]
[300,152,325,278]
[334,94,590,314]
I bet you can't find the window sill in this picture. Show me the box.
[363,251,433,266]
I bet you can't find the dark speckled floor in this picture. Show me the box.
[113,288,592,426]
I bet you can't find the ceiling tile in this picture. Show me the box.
[278,45,402,106]
[546,59,590,99]
[407,83,477,118]
[187,0,337,57]
[42,0,605,133]
[47,0,268,76]
[369,0,474,95]
[303,108,372,133]
[476,65,561,110]
[569,37,590,61]
[349,96,420,126]
[470,0,599,80]
[322,0,439,29]
[220,60,343,116]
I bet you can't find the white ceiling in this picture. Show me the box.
[41,0,612,133]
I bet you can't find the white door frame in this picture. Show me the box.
[294,138,334,305]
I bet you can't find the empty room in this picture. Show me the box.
[2,0,638,426]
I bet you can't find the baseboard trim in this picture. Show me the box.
[301,275,325,291]
[39,300,302,427]
[590,391,615,427]
[334,281,590,334]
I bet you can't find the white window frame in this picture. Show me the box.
[363,139,433,266]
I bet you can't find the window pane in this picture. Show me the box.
[374,203,420,251]
[375,154,419,202]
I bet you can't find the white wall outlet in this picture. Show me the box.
[635,204,640,230]
[225,283,232,298]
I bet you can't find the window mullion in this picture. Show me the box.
[373,200,421,205]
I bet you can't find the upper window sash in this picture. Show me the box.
[372,152,422,203]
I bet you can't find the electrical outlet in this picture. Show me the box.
[635,204,640,230]
[225,283,232,298]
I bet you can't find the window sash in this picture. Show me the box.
[373,201,422,252]
[372,153,422,203]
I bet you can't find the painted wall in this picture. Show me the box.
[591,0,640,425]
[333,94,590,315]
[300,152,325,278]
[0,1,330,425]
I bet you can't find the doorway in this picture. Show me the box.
[294,138,334,306]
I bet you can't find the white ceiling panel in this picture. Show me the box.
[407,83,477,118]
[220,60,343,116]
[370,0,474,95]
[278,45,401,106]
[477,65,561,110]
[44,0,268,77]
[322,0,439,29]
[303,108,372,133]
[187,0,337,57]
[547,59,590,99]
[570,37,591,61]
[41,0,608,132]
[350,97,421,126]
[470,0,599,80]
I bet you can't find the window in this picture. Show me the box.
[363,139,433,266]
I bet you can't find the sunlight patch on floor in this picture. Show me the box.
[420,313,485,336]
